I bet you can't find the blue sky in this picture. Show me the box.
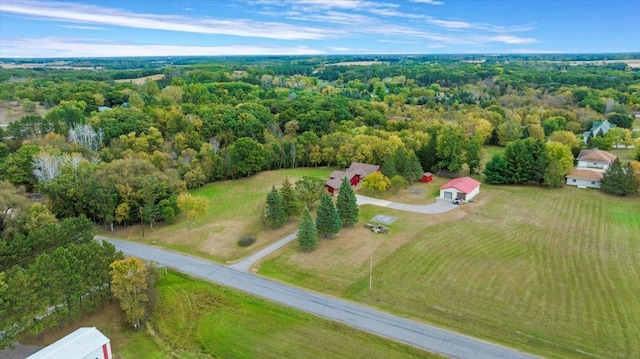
[0,0,638,58]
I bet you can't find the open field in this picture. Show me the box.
[0,100,48,127]
[100,168,333,262]
[260,185,640,358]
[115,74,165,84]
[22,271,439,358]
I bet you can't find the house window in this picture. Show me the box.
[593,163,598,166]
[591,181,596,185]
[572,179,576,183]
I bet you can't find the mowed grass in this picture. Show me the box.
[260,185,640,358]
[21,271,440,358]
[149,271,441,358]
[100,168,332,262]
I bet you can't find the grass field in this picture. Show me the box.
[23,271,441,358]
[259,185,640,358]
[100,168,333,262]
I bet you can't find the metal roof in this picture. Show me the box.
[27,327,110,359]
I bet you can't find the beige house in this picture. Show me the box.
[566,149,617,189]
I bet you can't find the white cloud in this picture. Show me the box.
[58,25,105,30]
[0,37,325,58]
[410,0,444,5]
[488,35,538,44]
[0,0,332,40]
[427,18,472,29]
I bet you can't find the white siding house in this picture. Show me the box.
[566,169,604,189]
[439,177,481,201]
[27,327,112,359]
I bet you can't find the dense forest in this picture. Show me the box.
[1,54,639,345]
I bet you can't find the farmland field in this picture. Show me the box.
[260,185,640,358]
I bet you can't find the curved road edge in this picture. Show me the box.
[98,237,537,359]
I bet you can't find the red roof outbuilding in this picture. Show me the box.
[440,176,481,194]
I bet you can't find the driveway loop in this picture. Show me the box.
[371,214,397,224]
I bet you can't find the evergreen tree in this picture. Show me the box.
[403,152,423,183]
[336,177,359,227]
[381,152,398,178]
[316,193,341,238]
[297,208,317,251]
[279,177,299,218]
[265,186,286,228]
[416,132,440,172]
[601,159,638,195]
[503,138,545,184]
[392,147,408,176]
[483,153,508,184]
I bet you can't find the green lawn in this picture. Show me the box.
[23,271,440,358]
[99,168,333,262]
[146,271,441,358]
[259,185,640,358]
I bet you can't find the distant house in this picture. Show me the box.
[565,169,604,189]
[566,149,616,189]
[97,106,111,112]
[583,119,616,143]
[439,177,481,201]
[27,327,112,359]
[576,149,617,171]
[421,172,433,183]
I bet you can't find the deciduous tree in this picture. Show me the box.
[176,193,208,230]
[543,142,574,188]
[362,171,391,192]
[110,257,151,330]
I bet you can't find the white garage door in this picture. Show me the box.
[444,191,453,199]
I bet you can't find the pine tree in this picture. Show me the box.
[403,152,423,183]
[297,208,317,251]
[279,177,299,218]
[483,153,508,184]
[601,158,638,195]
[381,152,398,178]
[316,193,341,238]
[336,177,359,227]
[265,186,286,228]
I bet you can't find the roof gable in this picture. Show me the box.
[577,149,617,163]
[347,162,379,176]
[566,169,604,181]
[440,177,480,193]
[27,327,109,359]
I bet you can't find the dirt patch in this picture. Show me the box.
[0,100,48,126]
[115,74,165,84]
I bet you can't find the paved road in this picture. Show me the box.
[100,237,537,359]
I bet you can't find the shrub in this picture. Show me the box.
[237,234,256,247]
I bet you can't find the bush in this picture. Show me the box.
[237,234,256,247]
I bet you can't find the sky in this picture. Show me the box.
[0,0,638,58]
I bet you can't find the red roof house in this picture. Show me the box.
[439,177,481,201]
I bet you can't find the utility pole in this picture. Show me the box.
[139,206,145,237]
[369,252,373,291]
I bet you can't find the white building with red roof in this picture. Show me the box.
[439,177,481,201]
